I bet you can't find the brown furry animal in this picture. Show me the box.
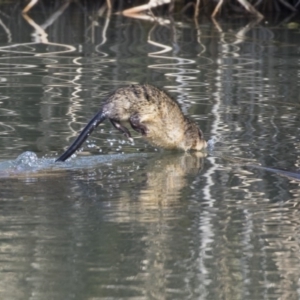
[56,84,207,162]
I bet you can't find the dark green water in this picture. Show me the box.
[0,2,300,299]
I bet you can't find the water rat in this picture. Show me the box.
[56,84,207,162]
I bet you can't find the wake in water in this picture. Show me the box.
[0,151,54,175]
[0,151,150,178]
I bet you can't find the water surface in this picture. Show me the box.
[0,3,300,299]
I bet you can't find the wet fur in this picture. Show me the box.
[56,84,206,162]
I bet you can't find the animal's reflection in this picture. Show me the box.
[1,152,205,211]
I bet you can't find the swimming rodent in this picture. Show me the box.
[223,156,300,181]
[56,84,207,162]
[245,165,300,181]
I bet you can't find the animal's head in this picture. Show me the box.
[184,122,207,151]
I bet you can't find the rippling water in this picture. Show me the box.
[0,3,300,299]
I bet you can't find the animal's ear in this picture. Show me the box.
[198,128,204,139]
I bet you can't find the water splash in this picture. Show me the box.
[0,151,150,178]
[15,151,39,169]
[0,151,52,175]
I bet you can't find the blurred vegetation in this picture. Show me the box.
[3,0,300,18]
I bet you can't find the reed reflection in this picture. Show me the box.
[0,3,299,299]
[260,197,300,299]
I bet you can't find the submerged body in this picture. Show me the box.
[56,84,207,162]
[246,165,300,181]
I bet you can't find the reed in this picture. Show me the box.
[19,0,300,17]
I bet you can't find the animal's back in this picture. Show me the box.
[103,84,188,148]
[103,84,183,118]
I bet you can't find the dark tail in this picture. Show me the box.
[56,110,106,162]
